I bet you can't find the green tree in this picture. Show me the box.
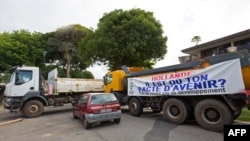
[0,73,11,83]
[47,24,93,77]
[191,35,201,45]
[39,65,94,79]
[0,30,45,73]
[71,70,94,78]
[79,8,167,70]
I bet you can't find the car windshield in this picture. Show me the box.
[91,94,117,104]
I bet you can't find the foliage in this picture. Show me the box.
[79,8,167,70]
[0,30,45,73]
[237,107,250,122]
[0,73,11,83]
[46,24,93,77]
[39,65,64,79]
[0,26,95,80]
[39,65,94,79]
[71,70,94,79]
[191,35,201,45]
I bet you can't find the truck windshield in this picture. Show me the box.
[15,70,32,85]
[103,74,112,85]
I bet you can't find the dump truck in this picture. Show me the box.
[3,67,103,118]
[103,50,250,132]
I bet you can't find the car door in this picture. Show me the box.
[78,95,89,118]
[73,96,82,118]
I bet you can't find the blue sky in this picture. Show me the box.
[1,0,250,78]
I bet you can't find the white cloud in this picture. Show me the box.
[1,0,250,78]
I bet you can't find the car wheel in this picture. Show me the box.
[114,118,121,124]
[83,117,91,129]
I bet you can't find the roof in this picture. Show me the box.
[181,29,250,56]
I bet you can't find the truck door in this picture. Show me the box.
[10,70,35,97]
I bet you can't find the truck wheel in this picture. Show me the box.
[23,100,44,118]
[129,97,143,117]
[162,98,191,124]
[194,99,233,132]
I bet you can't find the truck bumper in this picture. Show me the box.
[3,96,23,112]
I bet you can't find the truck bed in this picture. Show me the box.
[47,69,103,95]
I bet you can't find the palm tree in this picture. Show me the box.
[191,36,201,45]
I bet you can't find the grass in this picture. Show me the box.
[237,107,250,122]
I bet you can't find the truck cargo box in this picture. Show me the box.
[47,68,103,95]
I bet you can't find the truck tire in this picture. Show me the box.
[129,97,143,117]
[194,99,233,132]
[23,100,44,118]
[162,98,191,124]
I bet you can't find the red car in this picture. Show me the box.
[72,93,121,129]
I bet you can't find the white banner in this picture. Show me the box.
[128,59,245,96]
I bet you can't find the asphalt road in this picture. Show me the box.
[0,104,247,141]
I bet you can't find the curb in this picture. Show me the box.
[0,118,23,126]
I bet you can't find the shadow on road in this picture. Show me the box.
[0,105,73,123]
[0,111,23,123]
[144,118,178,141]
[42,106,73,116]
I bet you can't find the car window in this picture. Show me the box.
[91,94,117,104]
[77,95,88,104]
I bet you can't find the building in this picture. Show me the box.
[179,29,250,63]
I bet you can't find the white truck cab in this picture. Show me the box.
[5,66,40,97]
[4,66,47,117]
[4,65,104,118]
